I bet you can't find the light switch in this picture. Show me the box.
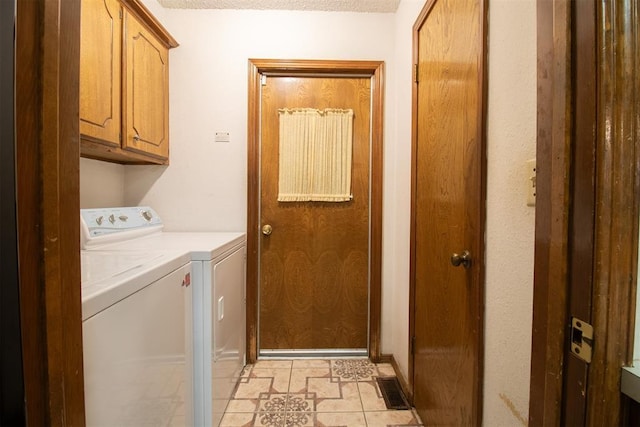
[527,158,536,207]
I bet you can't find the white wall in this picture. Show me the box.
[484,0,536,425]
[123,7,397,232]
[79,1,537,424]
[79,158,126,208]
[388,0,424,388]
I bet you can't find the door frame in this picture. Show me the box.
[246,59,384,363]
[407,0,488,410]
[15,0,85,423]
[529,0,640,424]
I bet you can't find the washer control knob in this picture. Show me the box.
[108,214,115,224]
[96,216,103,225]
[119,215,128,222]
[141,210,153,221]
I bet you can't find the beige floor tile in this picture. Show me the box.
[315,382,363,412]
[292,359,331,369]
[223,359,423,426]
[375,363,396,377]
[219,411,255,427]
[241,365,253,378]
[316,411,367,427]
[289,368,332,394]
[364,410,422,426]
[250,368,292,393]
[307,376,342,399]
[357,381,387,411]
[234,378,273,399]
[225,398,260,413]
[254,360,293,369]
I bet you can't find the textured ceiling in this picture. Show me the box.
[156,0,401,13]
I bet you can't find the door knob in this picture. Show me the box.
[262,224,273,236]
[450,250,471,268]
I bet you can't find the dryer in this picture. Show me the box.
[81,207,246,427]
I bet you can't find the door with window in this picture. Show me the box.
[246,60,384,360]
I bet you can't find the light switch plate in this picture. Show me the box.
[527,158,536,207]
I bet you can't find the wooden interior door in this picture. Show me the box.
[258,75,371,353]
[410,0,486,424]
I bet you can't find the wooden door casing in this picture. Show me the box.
[259,76,371,350]
[410,0,487,424]
[246,59,384,363]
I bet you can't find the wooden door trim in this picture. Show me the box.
[586,0,639,423]
[16,0,85,424]
[529,1,640,424]
[408,0,488,413]
[246,59,384,363]
[528,2,572,424]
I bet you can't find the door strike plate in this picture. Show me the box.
[570,317,593,363]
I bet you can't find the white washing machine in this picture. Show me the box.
[81,207,247,427]
[81,248,193,426]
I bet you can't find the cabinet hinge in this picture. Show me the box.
[413,64,418,83]
[260,75,267,86]
[570,317,593,363]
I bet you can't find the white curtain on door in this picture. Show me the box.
[277,108,354,202]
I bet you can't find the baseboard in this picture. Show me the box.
[379,353,413,403]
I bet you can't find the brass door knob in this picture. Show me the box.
[262,224,273,236]
[451,250,471,268]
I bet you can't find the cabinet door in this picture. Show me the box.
[80,0,121,146]
[122,10,169,160]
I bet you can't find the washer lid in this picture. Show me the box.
[81,250,190,320]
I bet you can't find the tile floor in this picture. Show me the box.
[220,358,424,427]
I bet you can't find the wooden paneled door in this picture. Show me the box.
[246,60,384,361]
[122,8,169,159]
[79,0,121,146]
[409,0,487,425]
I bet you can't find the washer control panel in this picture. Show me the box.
[80,207,163,247]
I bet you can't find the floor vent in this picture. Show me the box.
[376,376,410,410]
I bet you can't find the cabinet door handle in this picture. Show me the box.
[133,133,140,142]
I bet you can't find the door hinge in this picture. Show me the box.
[260,75,267,86]
[413,64,418,83]
[570,317,593,363]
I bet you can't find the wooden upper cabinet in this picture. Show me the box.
[80,0,121,147]
[122,9,169,159]
[79,0,178,165]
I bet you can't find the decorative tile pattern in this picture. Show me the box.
[221,358,423,427]
[331,359,376,381]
